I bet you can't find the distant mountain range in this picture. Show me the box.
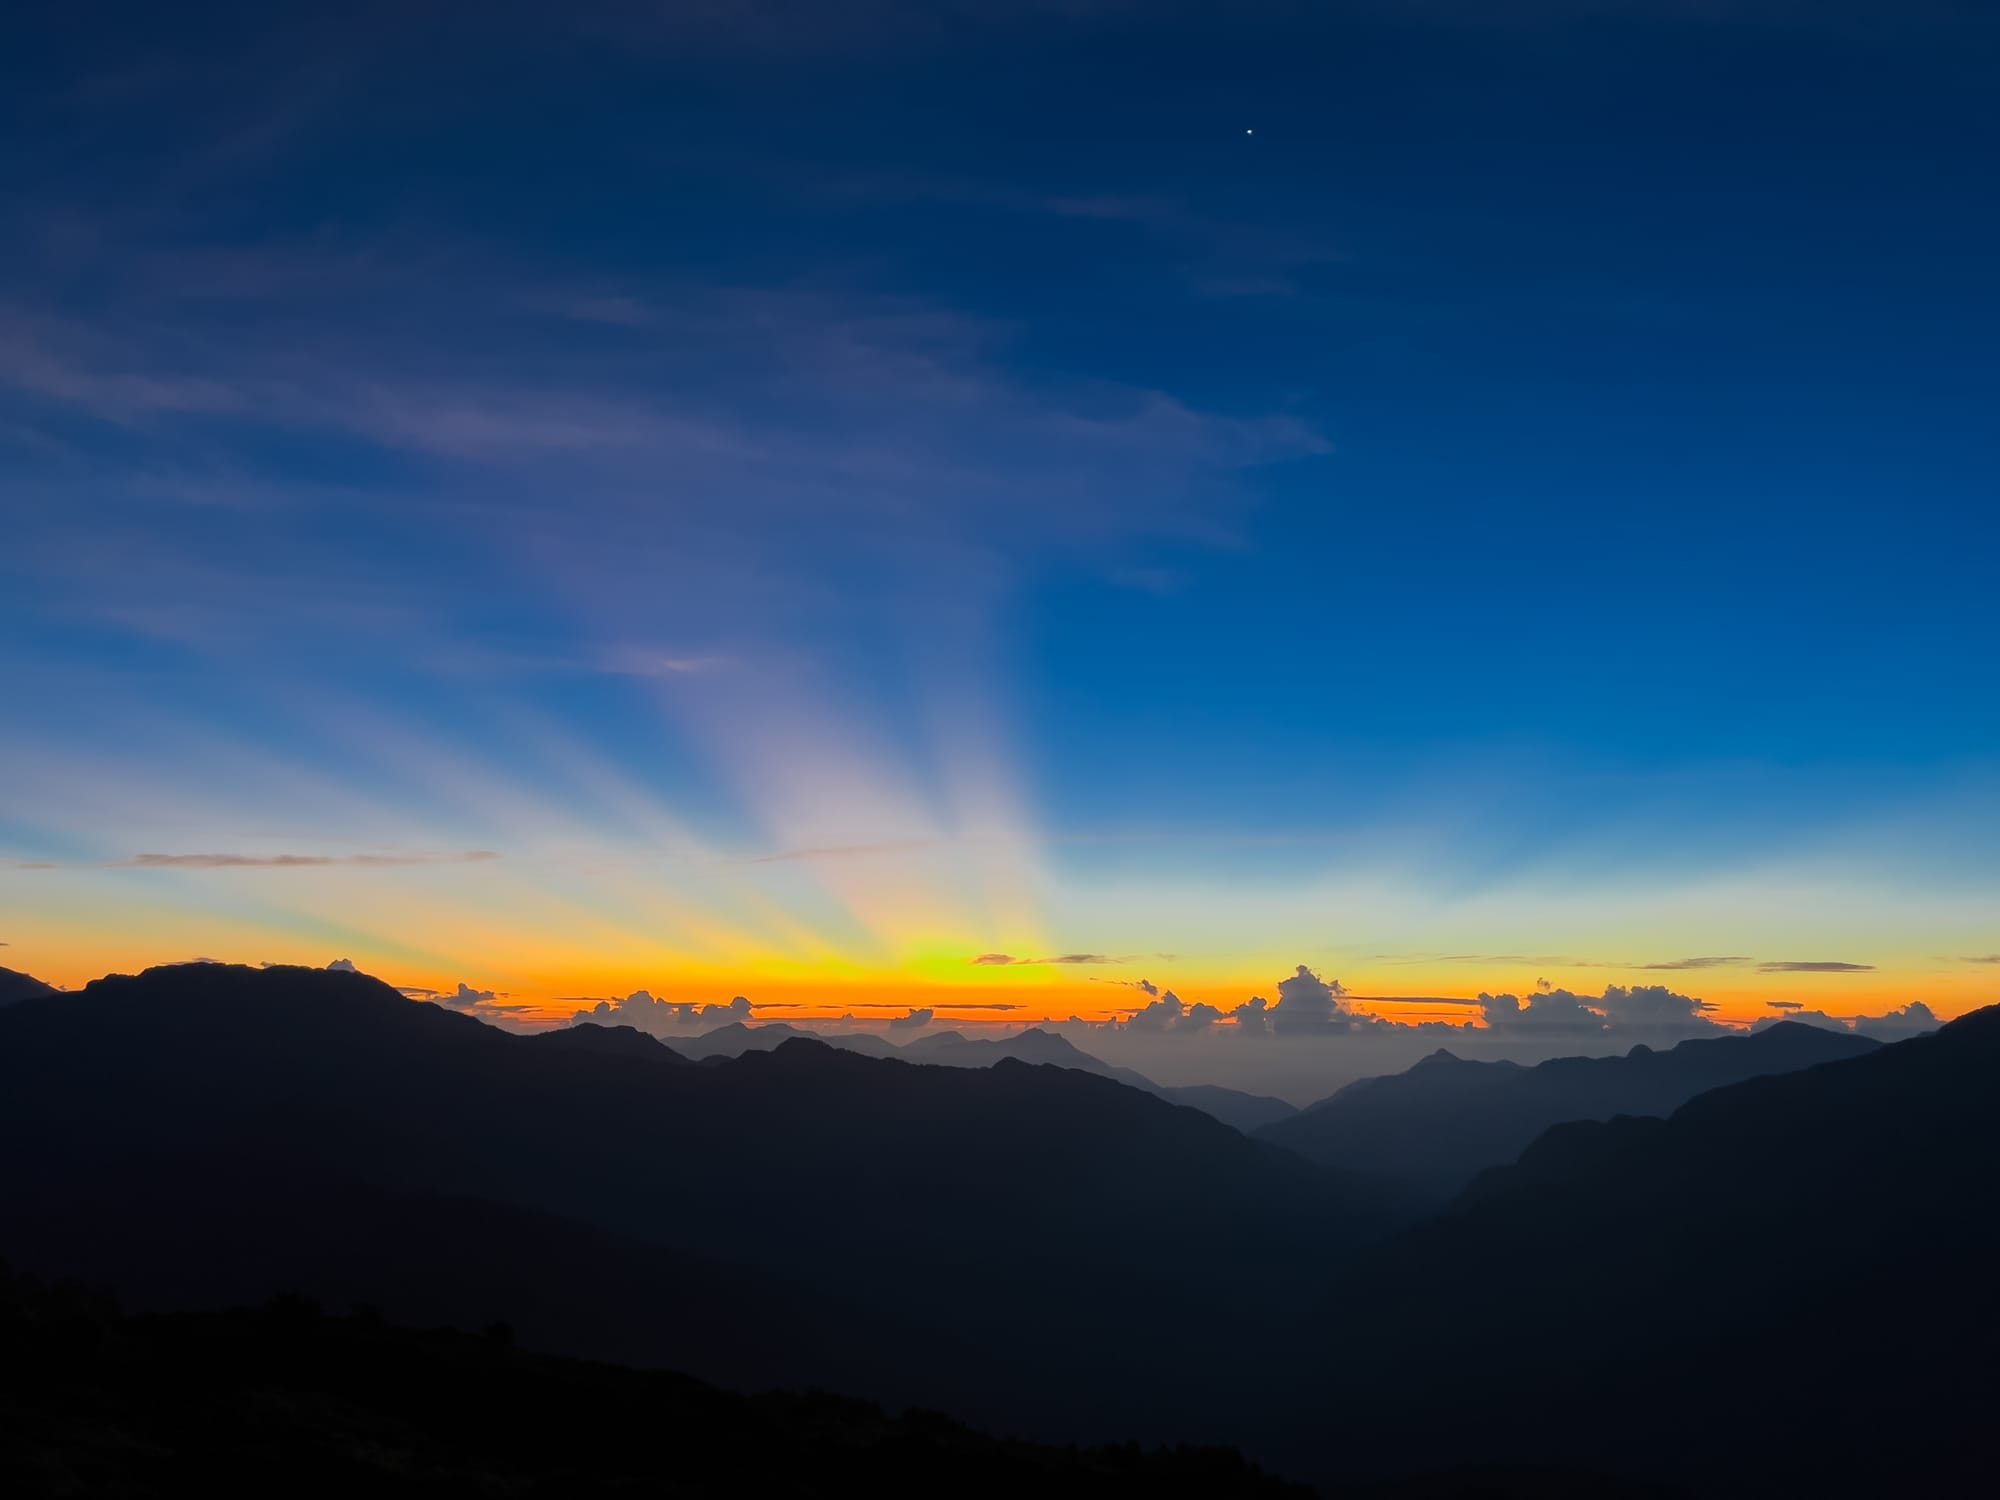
[5,958,1993,1492]
[0,963,1377,1445]
[1257,1022,1881,1206]
[679,1019,1298,1132]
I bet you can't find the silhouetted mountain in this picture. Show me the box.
[0,966,55,1007]
[0,1266,1310,1499]
[1257,1022,1879,1206]
[650,1021,903,1061]
[534,1020,694,1065]
[899,1028,971,1056]
[1154,1082,1298,1133]
[679,1022,1297,1132]
[0,963,1384,1446]
[898,1026,1299,1133]
[1260,1008,2000,1494]
[666,1018,810,1059]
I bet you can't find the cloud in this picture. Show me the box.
[1960,955,2000,965]
[1479,984,1722,1040]
[1231,996,1271,1035]
[1182,1001,1224,1030]
[1270,964,1369,1035]
[1753,1002,1939,1041]
[1375,952,1757,972]
[594,647,724,678]
[442,982,497,1009]
[1756,961,1874,973]
[326,957,359,973]
[970,952,1114,966]
[1857,1002,1939,1040]
[569,990,755,1035]
[1089,977,1160,994]
[1479,988,1605,1035]
[888,1007,935,1031]
[117,851,499,869]
[1127,991,1187,1031]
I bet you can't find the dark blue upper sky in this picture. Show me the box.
[2,1,1996,1013]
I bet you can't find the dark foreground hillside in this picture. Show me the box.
[1265,1004,2000,1495]
[0,1267,1306,1500]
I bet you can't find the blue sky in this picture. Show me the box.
[2,1,1996,1024]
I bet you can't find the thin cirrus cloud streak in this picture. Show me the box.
[1756,961,1876,973]
[11,852,499,871]
[1373,954,1758,971]
[971,953,1117,966]
[119,851,499,869]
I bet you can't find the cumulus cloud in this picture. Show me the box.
[1182,1001,1224,1030]
[1753,1001,1940,1041]
[1127,991,1187,1031]
[1270,965,1372,1035]
[1757,960,1874,973]
[889,1007,934,1031]
[1857,1002,1939,1039]
[1232,996,1271,1034]
[442,982,497,1009]
[1479,984,1721,1040]
[326,957,359,973]
[569,990,755,1035]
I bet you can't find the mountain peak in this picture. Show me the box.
[0,967,59,1007]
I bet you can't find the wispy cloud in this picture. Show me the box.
[1756,960,1875,973]
[747,839,945,865]
[1372,952,1755,972]
[971,952,1115,966]
[1961,955,2000,965]
[594,649,726,678]
[115,851,499,869]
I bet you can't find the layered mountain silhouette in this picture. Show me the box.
[896,1026,1298,1132]
[1257,1022,1880,1206]
[668,1019,897,1061]
[9,958,1993,1492]
[0,963,1378,1445]
[689,1020,1297,1132]
[0,966,55,1007]
[1256,1006,2000,1493]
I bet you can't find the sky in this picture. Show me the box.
[3,0,1997,1056]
